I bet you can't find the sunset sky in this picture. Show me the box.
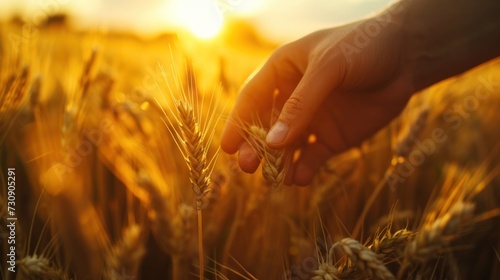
[0,0,392,41]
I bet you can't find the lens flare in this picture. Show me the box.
[174,0,224,39]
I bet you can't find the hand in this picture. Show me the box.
[222,11,416,186]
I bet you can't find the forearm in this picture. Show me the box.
[397,0,500,91]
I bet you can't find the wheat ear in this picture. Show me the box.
[311,261,340,280]
[370,229,414,259]
[398,200,475,279]
[333,238,395,280]
[401,201,475,269]
[106,224,146,280]
[249,125,286,189]
[156,61,222,280]
[2,66,29,111]
[176,99,211,208]
[137,171,186,256]
[175,99,211,280]
[0,66,29,143]
[18,255,68,280]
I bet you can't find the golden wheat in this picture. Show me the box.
[18,255,69,280]
[394,106,430,159]
[157,62,223,279]
[249,124,286,190]
[105,224,146,280]
[399,201,475,278]
[176,99,212,209]
[0,65,29,141]
[370,229,414,259]
[311,261,339,280]
[397,163,492,279]
[137,171,187,256]
[1,20,500,280]
[334,238,395,280]
[353,106,430,238]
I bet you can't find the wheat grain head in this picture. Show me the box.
[105,224,146,280]
[18,255,69,280]
[334,238,395,280]
[248,124,287,190]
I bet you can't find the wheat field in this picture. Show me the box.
[1,18,500,280]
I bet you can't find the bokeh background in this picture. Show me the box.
[1,1,500,280]
[0,0,392,41]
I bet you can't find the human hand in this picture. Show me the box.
[221,11,416,186]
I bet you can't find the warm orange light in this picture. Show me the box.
[173,0,224,39]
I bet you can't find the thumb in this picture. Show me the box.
[266,60,343,149]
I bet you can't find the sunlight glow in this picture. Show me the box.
[173,0,224,39]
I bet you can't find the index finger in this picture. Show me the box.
[221,61,277,154]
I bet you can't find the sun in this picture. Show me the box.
[174,0,224,39]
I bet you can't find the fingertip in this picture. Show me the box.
[238,142,260,174]
[221,121,242,154]
[293,163,314,186]
[266,121,289,149]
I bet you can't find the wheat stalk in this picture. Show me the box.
[136,171,187,256]
[397,163,496,278]
[135,168,194,279]
[79,48,97,98]
[29,75,41,109]
[156,62,223,280]
[353,106,430,238]
[174,99,212,280]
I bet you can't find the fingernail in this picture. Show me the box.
[239,144,256,164]
[266,121,288,145]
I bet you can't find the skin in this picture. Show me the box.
[221,0,500,186]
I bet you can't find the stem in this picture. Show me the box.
[221,189,244,275]
[172,255,181,280]
[352,165,394,238]
[197,208,204,280]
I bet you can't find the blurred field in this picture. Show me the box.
[1,17,500,280]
